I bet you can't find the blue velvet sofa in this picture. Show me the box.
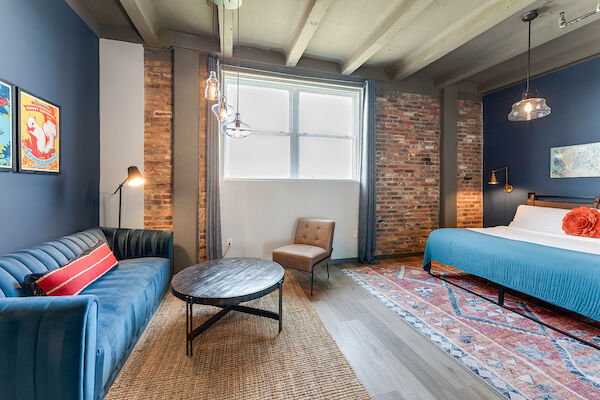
[0,227,173,400]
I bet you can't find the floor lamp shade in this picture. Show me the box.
[113,166,145,228]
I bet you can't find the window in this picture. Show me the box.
[223,71,361,180]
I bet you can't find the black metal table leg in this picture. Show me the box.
[192,299,195,356]
[185,296,189,356]
[279,280,283,332]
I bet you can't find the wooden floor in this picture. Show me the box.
[290,257,504,400]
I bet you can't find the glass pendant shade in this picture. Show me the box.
[205,71,220,101]
[211,97,235,122]
[508,95,551,121]
[222,113,253,138]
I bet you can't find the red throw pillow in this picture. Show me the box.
[562,207,600,238]
[35,242,118,296]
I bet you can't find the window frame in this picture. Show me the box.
[221,70,362,182]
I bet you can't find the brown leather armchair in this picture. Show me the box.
[272,218,335,295]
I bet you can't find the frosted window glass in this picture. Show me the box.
[299,92,353,136]
[226,84,289,133]
[299,137,353,179]
[225,135,290,179]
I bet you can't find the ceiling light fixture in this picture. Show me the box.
[222,0,253,138]
[508,10,551,122]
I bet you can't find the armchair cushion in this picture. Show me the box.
[293,218,335,253]
[272,244,329,272]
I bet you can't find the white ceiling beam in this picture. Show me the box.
[218,5,234,58]
[65,0,101,35]
[435,4,600,87]
[390,0,537,81]
[285,0,334,67]
[118,0,160,46]
[341,0,434,75]
[158,31,218,54]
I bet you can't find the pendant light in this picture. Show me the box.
[508,10,551,121]
[204,3,220,102]
[222,0,253,138]
[211,96,235,122]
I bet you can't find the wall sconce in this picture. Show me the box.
[488,166,513,193]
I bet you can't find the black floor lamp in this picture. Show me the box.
[113,166,145,228]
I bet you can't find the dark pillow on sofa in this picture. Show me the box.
[22,273,47,296]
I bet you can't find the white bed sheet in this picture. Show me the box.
[468,226,600,256]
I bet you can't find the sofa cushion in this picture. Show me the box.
[80,256,170,397]
[273,244,329,272]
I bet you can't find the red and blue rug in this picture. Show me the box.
[343,262,600,400]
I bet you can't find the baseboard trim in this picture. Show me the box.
[330,252,424,265]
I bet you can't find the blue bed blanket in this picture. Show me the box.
[423,228,600,321]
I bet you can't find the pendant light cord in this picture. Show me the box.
[236,0,240,114]
[526,19,531,95]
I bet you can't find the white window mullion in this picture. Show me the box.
[290,88,299,179]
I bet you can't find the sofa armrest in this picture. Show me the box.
[0,295,99,400]
[101,227,173,272]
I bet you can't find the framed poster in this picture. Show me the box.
[0,78,16,172]
[550,142,600,178]
[18,89,61,174]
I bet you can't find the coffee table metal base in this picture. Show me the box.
[185,280,283,356]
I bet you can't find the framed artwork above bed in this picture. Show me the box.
[550,142,600,178]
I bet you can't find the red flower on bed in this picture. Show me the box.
[562,207,600,238]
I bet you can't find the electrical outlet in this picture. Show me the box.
[226,237,233,247]
[352,229,358,238]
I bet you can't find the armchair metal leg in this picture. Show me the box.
[311,269,314,296]
[327,263,329,279]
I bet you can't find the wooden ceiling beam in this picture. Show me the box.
[341,0,434,75]
[117,0,160,46]
[285,0,334,67]
[435,3,600,87]
[218,5,234,58]
[389,0,537,81]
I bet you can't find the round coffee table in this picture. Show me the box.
[171,257,285,356]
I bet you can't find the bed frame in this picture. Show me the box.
[427,193,600,350]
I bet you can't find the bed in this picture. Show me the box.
[423,193,600,347]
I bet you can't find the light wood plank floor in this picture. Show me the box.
[290,257,503,400]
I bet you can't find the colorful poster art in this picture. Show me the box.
[550,142,600,178]
[19,89,60,173]
[0,78,15,171]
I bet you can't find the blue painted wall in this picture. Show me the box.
[0,0,99,253]
[483,57,600,227]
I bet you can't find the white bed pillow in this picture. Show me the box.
[509,205,571,234]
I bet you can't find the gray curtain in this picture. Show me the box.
[358,80,377,264]
[206,55,223,259]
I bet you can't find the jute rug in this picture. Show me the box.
[344,262,600,400]
[105,271,370,400]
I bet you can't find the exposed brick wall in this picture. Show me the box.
[143,48,173,230]
[375,90,441,255]
[198,57,208,262]
[456,99,483,228]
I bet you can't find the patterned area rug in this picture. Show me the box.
[344,262,600,400]
[105,271,370,400]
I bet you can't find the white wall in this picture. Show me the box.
[220,180,359,260]
[99,39,144,228]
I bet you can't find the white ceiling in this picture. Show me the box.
[66,0,600,94]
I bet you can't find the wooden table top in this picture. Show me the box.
[171,257,285,306]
